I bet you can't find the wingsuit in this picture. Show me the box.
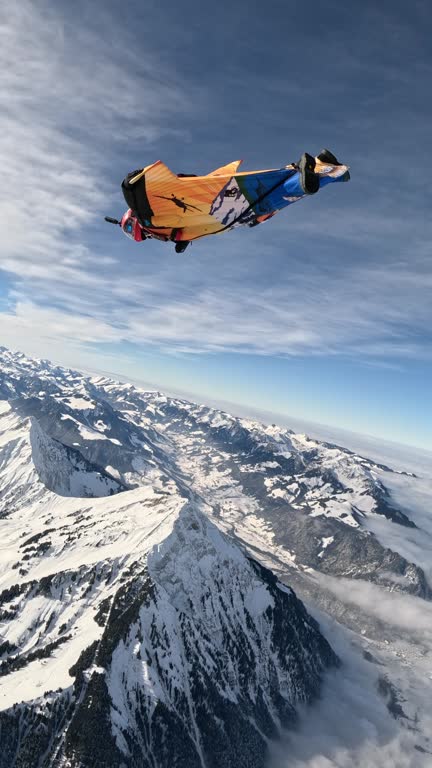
[107,149,350,253]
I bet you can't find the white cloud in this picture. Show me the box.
[0,0,431,368]
[269,622,431,768]
[0,301,123,349]
[2,251,432,362]
[269,572,432,768]
[0,0,193,283]
[113,255,432,358]
[364,471,432,584]
[316,575,432,639]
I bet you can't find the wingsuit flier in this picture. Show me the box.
[105,150,350,253]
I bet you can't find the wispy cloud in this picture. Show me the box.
[0,0,195,282]
[1,247,432,362]
[0,0,431,371]
[317,574,432,640]
[0,301,123,347]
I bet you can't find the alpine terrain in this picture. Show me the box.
[0,346,431,767]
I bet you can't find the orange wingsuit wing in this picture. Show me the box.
[125,157,349,242]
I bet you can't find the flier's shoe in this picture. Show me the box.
[298,152,320,195]
[175,241,190,254]
[318,148,341,165]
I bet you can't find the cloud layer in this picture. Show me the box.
[270,566,432,767]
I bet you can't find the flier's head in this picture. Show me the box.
[120,209,143,241]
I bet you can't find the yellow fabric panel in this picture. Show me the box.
[174,220,226,240]
[128,162,162,185]
[207,160,242,176]
[142,161,227,230]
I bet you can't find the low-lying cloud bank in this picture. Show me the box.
[269,600,432,768]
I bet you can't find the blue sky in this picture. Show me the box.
[0,0,431,449]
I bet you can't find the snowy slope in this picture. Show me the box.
[0,346,431,766]
[91,378,428,597]
[0,345,429,597]
[57,507,336,768]
[0,348,338,768]
[0,489,335,766]
[2,344,428,596]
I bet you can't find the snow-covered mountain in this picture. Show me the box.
[0,347,430,766]
[0,346,426,595]
[0,348,339,767]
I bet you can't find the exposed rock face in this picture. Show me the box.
[67,510,337,768]
[29,418,126,497]
[0,506,337,768]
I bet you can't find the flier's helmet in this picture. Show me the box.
[120,209,143,241]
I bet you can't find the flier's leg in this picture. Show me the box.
[282,153,320,200]
[297,153,320,195]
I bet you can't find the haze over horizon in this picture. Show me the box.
[0,0,431,450]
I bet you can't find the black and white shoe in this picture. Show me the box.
[298,152,320,195]
[317,148,341,165]
[175,240,190,254]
